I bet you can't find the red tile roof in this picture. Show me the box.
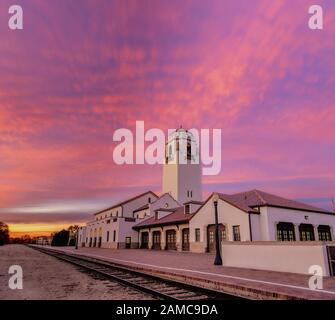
[94,191,158,216]
[218,193,259,213]
[225,189,333,214]
[133,207,193,229]
[134,189,334,230]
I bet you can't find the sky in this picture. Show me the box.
[0,0,334,236]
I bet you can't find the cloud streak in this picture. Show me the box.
[0,0,334,234]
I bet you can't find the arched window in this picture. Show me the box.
[299,224,315,241]
[318,225,332,241]
[277,222,295,241]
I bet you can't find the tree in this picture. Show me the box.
[67,225,79,246]
[0,222,10,246]
[68,225,79,236]
[11,234,33,244]
[51,229,70,247]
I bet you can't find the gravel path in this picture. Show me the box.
[0,244,154,300]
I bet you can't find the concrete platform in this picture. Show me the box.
[36,246,335,300]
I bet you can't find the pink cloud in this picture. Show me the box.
[0,0,335,229]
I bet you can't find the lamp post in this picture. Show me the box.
[213,193,222,265]
[75,229,78,250]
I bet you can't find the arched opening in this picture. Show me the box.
[141,232,149,249]
[152,231,161,250]
[182,228,190,251]
[318,225,332,241]
[166,230,177,250]
[299,224,315,241]
[207,224,225,253]
[276,222,295,241]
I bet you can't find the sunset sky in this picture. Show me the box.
[0,0,334,236]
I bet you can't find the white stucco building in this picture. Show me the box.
[77,128,335,275]
[78,191,158,249]
[189,190,335,253]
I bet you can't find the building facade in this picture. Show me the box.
[188,191,335,253]
[78,128,335,257]
[78,191,158,249]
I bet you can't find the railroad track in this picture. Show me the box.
[31,246,246,300]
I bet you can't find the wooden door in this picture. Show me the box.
[166,230,177,250]
[182,228,190,251]
[207,224,225,253]
[141,232,149,249]
[152,231,161,250]
[125,237,131,249]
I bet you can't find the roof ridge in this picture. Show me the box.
[150,192,182,206]
[253,189,267,205]
[133,206,189,229]
[253,189,333,214]
[94,190,157,215]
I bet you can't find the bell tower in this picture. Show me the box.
[162,128,202,205]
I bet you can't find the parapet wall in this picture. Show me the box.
[221,241,333,276]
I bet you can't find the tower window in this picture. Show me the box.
[148,197,151,203]
[187,138,192,160]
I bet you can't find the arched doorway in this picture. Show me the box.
[98,228,102,247]
[166,230,177,250]
[207,224,225,253]
[141,232,149,249]
[152,231,161,250]
[125,237,131,249]
[182,228,190,251]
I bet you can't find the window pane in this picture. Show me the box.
[195,229,200,242]
[277,222,295,242]
[233,226,240,241]
[209,231,214,243]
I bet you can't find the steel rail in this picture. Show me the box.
[31,246,247,301]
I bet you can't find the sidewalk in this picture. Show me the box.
[37,246,335,300]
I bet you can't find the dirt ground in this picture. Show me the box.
[0,244,154,300]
